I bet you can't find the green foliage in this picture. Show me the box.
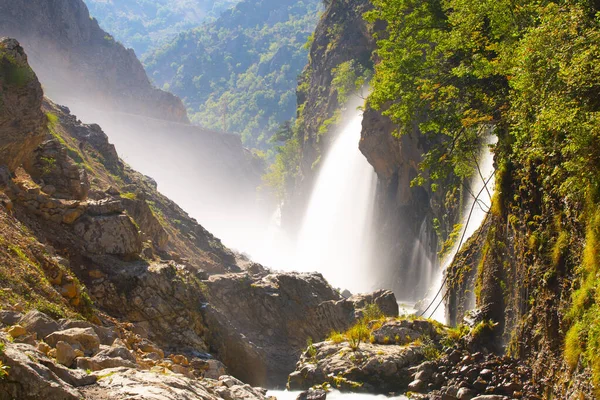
[262,136,301,200]
[347,322,370,351]
[120,192,137,201]
[84,0,238,56]
[331,60,371,105]
[361,303,384,322]
[306,338,317,362]
[144,0,322,149]
[0,51,34,87]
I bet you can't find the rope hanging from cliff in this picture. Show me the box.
[418,171,495,319]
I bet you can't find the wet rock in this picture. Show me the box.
[297,388,327,400]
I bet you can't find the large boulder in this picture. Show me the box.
[74,214,142,256]
[80,368,270,400]
[0,339,85,399]
[0,38,46,172]
[45,327,100,356]
[19,310,60,339]
[201,271,399,386]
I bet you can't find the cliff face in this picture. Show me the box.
[0,0,188,123]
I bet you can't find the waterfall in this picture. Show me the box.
[426,135,497,323]
[294,112,378,294]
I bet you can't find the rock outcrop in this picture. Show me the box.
[0,38,45,172]
[201,270,398,386]
[0,0,188,123]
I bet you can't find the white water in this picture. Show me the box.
[267,390,407,400]
[427,135,497,323]
[292,112,378,294]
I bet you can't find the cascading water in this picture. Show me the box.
[293,112,378,294]
[426,135,497,323]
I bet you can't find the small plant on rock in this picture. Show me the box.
[347,322,370,351]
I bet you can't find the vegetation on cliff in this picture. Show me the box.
[144,0,322,149]
[366,0,600,394]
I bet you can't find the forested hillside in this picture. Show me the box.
[363,0,600,395]
[144,0,322,149]
[83,0,238,56]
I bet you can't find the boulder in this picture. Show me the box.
[6,324,27,338]
[45,327,100,356]
[0,339,81,399]
[59,320,118,346]
[296,388,327,400]
[19,310,60,339]
[55,341,76,367]
[94,345,135,363]
[288,339,424,393]
[82,368,269,400]
[76,355,137,372]
[0,310,22,326]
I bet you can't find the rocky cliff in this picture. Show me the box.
[0,0,188,123]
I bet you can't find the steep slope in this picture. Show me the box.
[144,0,321,148]
[0,0,188,123]
[83,0,238,56]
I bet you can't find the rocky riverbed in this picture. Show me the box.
[287,316,543,400]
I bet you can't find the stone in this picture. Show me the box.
[76,355,137,371]
[471,396,505,400]
[7,324,27,338]
[297,388,327,400]
[0,339,81,399]
[84,368,270,399]
[86,198,124,216]
[45,327,100,355]
[457,387,477,400]
[37,342,52,355]
[95,345,135,363]
[171,354,189,365]
[137,339,164,359]
[0,310,22,326]
[55,341,76,367]
[60,319,118,346]
[19,310,60,339]
[408,379,426,392]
